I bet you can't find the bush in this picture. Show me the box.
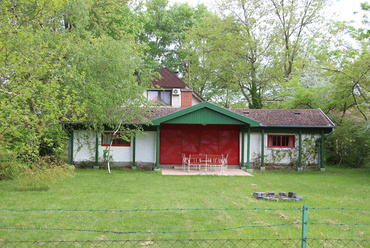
[0,145,26,180]
[326,120,370,168]
[15,156,75,190]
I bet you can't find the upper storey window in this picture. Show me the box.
[148,90,171,106]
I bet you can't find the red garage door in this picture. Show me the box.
[160,124,239,165]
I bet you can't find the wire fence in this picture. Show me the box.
[0,205,369,247]
[0,239,369,247]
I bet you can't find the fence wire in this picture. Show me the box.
[0,239,369,248]
[1,206,368,247]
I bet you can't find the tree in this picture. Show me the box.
[138,0,208,74]
[61,0,155,173]
[186,0,280,108]
[0,0,154,175]
[184,0,327,108]
[270,0,327,81]
[0,0,83,161]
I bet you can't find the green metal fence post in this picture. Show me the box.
[301,204,308,248]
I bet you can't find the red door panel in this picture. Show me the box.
[181,131,200,157]
[160,129,182,164]
[200,131,219,155]
[219,130,239,165]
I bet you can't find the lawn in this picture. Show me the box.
[0,166,368,243]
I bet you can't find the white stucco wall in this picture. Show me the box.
[135,131,156,163]
[240,132,321,166]
[73,130,157,164]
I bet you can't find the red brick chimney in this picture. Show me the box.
[181,90,193,108]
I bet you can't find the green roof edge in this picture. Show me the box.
[151,102,260,127]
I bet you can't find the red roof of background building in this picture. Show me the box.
[151,67,188,88]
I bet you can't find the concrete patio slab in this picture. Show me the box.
[161,167,254,176]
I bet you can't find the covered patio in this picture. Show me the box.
[161,166,254,176]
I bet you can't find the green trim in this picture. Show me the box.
[247,127,333,134]
[132,135,136,169]
[152,102,260,126]
[156,126,160,169]
[95,132,98,167]
[261,129,265,168]
[241,131,245,170]
[298,130,302,169]
[70,130,74,165]
[321,130,325,169]
[247,127,251,169]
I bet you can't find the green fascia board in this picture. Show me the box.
[247,126,334,134]
[151,102,260,126]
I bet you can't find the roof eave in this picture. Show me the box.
[259,125,335,128]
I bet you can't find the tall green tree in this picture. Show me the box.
[138,0,208,74]
[0,0,154,173]
[270,0,326,81]
[186,0,279,108]
[185,0,326,108]
[0,0,83,161]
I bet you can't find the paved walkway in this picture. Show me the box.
[161,167,254,176]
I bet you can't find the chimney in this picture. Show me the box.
[181,90,193,108]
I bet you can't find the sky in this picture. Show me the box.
[169,0,367,27]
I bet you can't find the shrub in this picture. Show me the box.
[0,145,26,180]
[15,156,75,190]
[326,120,370,168]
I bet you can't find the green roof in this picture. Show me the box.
[151,102,260,126]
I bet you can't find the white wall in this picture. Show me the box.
[73,130,157,164]
[241,132,320,166]
[135,131,156,163]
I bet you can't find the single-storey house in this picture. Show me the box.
[68,68,335,171]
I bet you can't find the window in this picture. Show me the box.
[101,133,130,146]
[268,135,295,148]
[147,90,171,105]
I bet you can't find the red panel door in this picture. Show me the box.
[219,130,239,165]
[160,129,182,164]
[160,124,239,165]
[181,131,200,157]
[200,131,219,155]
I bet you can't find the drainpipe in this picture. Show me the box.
[319,128,335,171]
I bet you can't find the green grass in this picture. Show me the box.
[0,166,369,242]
